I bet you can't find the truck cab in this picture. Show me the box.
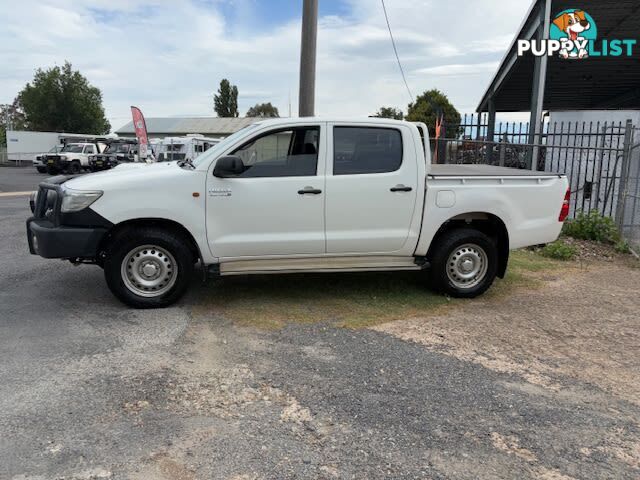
[27,118,569,308]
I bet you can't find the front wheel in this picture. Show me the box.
[104,227,194,308]
[68,161,82,174]
[429,228,498,298]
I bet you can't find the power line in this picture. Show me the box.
[381,0,413,103]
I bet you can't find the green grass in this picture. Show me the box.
[191,250,563,329]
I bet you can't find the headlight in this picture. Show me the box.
[60,187,103,212]
[60,155,68,160]
[89,155,95,161]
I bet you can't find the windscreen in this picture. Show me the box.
[61,145,84,153]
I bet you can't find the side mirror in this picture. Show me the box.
[213,155,244,178]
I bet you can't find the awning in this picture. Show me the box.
[477,0,640,112]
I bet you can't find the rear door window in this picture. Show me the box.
[333,127,402,175]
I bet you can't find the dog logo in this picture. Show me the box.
[550,9,597,59]
[518,9,636,59]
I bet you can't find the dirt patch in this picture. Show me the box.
[374,258,640,405]
[490,432,537,462]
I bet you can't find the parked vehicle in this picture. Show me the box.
[44,142,104,175]
[34,145,63,173]
[155,135,221,163]
[89,139,139,171]
[27,118,569,308]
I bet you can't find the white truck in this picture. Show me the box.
[27,118,570,308]
[43,142,104,174]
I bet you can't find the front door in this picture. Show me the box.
[324,123,419,254]
[206,124,326,259]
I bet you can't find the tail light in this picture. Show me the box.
[559,188,570,222]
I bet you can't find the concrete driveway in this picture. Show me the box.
[1,167,639,479]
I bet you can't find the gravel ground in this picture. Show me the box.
[1,167,639,479]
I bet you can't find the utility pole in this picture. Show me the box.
[298,0,318,117]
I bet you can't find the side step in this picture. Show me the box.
[208,256,429,277]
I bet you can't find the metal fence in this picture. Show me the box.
[437,114,638,250]
[0,147,7,165]
[618,130,640,250]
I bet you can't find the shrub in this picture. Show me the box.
[563,210,620,244]
[614,241,631,254]
[541,240,577,261]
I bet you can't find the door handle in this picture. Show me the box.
[298,187,322,195]
[390,184,413,192]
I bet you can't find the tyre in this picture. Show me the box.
[46,166,58,175]
[429,228,498,298]
[103,227,194,308]
[36,167,47,173]
[69,161,82,174]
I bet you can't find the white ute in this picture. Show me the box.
[27,118,570,308]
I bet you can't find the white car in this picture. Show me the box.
[27,118,569,308]
[34,145,63,173]
[42,142,102,174]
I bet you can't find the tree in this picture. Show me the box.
[0,99,27,146]
[213,79,239,117]
[18,61,110,134]
[373,107,403,120]
[246,102,280,118]
[406,89,461,137]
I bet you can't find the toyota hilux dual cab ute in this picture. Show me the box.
[27,118,570,308]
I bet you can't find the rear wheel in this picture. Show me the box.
[104,227,194,308]
[429,228,498,298]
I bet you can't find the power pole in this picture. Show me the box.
[298,0,318,117]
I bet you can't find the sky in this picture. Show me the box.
[0,0,533,131]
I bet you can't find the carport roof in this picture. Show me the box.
[477,0,640,112]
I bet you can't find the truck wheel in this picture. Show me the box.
[103,227,194,308]
[429,228,498,298]
[69,161,81,174]
[47,166,58,175]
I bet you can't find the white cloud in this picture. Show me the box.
[414,62,500,77]
[0,0,532,130]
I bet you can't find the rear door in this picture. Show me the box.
[325,123,419,254]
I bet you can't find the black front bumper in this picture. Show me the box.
[90,156,115,170]
[27,218,108,259]
[44,155,70,170]
[26,178,112,260]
